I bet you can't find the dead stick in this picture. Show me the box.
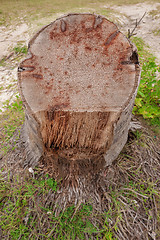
[128,12,147,39]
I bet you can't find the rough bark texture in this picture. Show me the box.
[18,14,141,186]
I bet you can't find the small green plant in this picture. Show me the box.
[131,129,142,141]
[13,44,28,55]
[132,37,160,127]
[0,57,6,66]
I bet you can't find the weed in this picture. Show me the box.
[0,43,27,66]
[131,129,142,141]
[6,83,14,90]
[0,58,6,67]
[132,37,160,127]
[13,44,28,55]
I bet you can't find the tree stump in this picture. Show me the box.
[18,14,140,193]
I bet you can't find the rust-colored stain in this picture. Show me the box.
[85,46,92,51]
[32,74,43,79]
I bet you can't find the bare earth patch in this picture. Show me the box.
[111,3,160,63]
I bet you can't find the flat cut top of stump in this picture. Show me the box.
[18,13,139,114]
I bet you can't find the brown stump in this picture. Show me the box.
[18,14,140,195]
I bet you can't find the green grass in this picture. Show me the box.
[0,95,25,155]
[132,37,160,130]
[0,43,28,66]
[0,172,102,239]
[0,58,6,67]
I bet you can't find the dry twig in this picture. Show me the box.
[128,12,147,38]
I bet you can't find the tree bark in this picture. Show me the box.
[18,13,140,190]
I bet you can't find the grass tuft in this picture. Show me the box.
[13,44,28,55]
[0,95,24,155]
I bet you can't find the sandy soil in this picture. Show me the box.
[112,3,160,62]
[0,3,160,111]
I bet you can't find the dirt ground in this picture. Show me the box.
[112,3,160,62]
